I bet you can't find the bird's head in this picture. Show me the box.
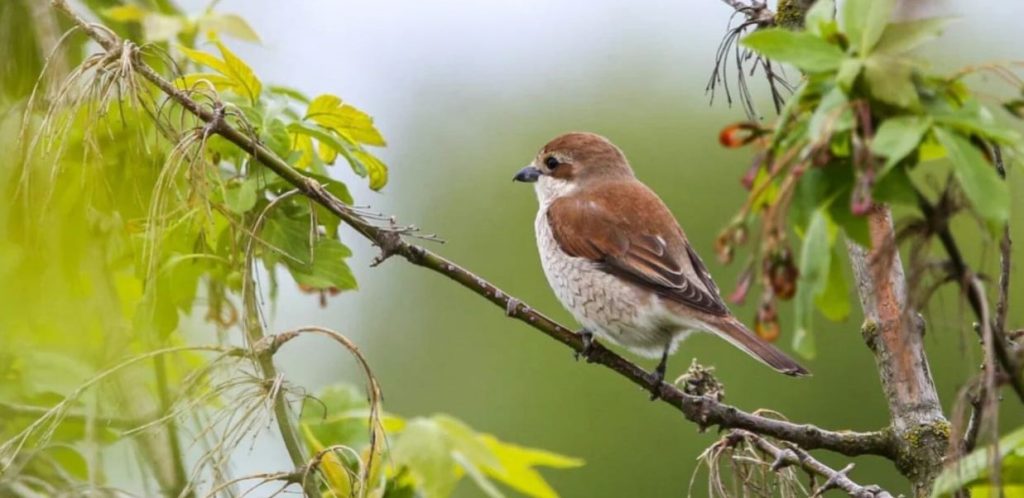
[514,132,635,202]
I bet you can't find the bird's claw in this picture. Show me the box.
[574,329,596,362]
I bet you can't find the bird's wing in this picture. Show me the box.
[546,182,728,316]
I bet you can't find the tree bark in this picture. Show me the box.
[847,205,949,496]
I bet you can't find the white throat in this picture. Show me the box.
[534,175,577,207]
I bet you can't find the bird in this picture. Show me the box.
[513,132,809,391]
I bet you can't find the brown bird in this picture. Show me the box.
[513,132,809,389]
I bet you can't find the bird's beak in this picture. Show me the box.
[513,165,541,183]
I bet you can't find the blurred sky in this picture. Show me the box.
[173,1,1024,496]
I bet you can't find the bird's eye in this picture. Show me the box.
[544,156,560,169]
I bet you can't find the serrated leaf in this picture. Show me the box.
[741,29,845,73]
[180,42,261,103]
[213,40,262,103]
[864,55,918,108]
[874,17,957,54]
[434,415,501,471]
[179,46,230,77]
[479,434,583,498]
[842,0,896,55]
[306,94,387,146]
[872,115,931,174]
[934,126,1009,224]
[354,149,389,191]
[198,13,261,43]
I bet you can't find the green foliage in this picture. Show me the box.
[724,0,1021,357]
[1,3,576,497]
[931,425,1024,496]
[301,387,583,498]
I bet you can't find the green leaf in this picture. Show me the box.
[434,415,502,471]
[198,13,262,43]
[269,85,311,103]
[793,209,836,359]
[814,244,851,321]
[841,0,896,54]
[873,164,919,206]
[301,424,354,497]
[213,40,262,103]
[479,434,583,498]
[289,238,356,290]
[224,178,258,213]
[179,41,262,104]
[355,149,389,191]
[874,17,957,55]
[143,14,187,43]
[864,55,918,108]
[871,115,932,173]
[835,59,863,91]
[933,127,1009,224]
[392,419,460,498]
[804,0,836,36]
[741,29,845,73]
[101,5,147,22]
[931,424,1024,497]
[930,101,1023,144]
[808,87,852,143]
[306,94,387,146]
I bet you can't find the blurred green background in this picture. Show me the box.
[180,1,1021,495]
[6,0,1024,495]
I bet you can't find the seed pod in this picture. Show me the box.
[765,248,798,301]
[755,300,780,342]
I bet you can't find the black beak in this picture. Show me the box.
[513,165,541,183]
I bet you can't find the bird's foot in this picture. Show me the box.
[574,329,596,363]
[648,348,670,401]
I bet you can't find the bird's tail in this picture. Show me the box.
[708,315,810,376]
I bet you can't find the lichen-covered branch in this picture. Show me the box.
[50,0,895,462]
[847,205,948,496]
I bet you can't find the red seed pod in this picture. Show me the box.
[719,122,765,148]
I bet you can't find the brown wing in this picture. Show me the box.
[546,181,728,316]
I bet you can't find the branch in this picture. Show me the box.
[847,205,948,495]
[48,0,895,461]
[737,430,894,498]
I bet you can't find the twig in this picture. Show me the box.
[738,430,893,498]
[48,0,897,461]
[969,277,1002,493]
[916,192,1024,402]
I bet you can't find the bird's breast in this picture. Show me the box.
[534,206,680,357]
